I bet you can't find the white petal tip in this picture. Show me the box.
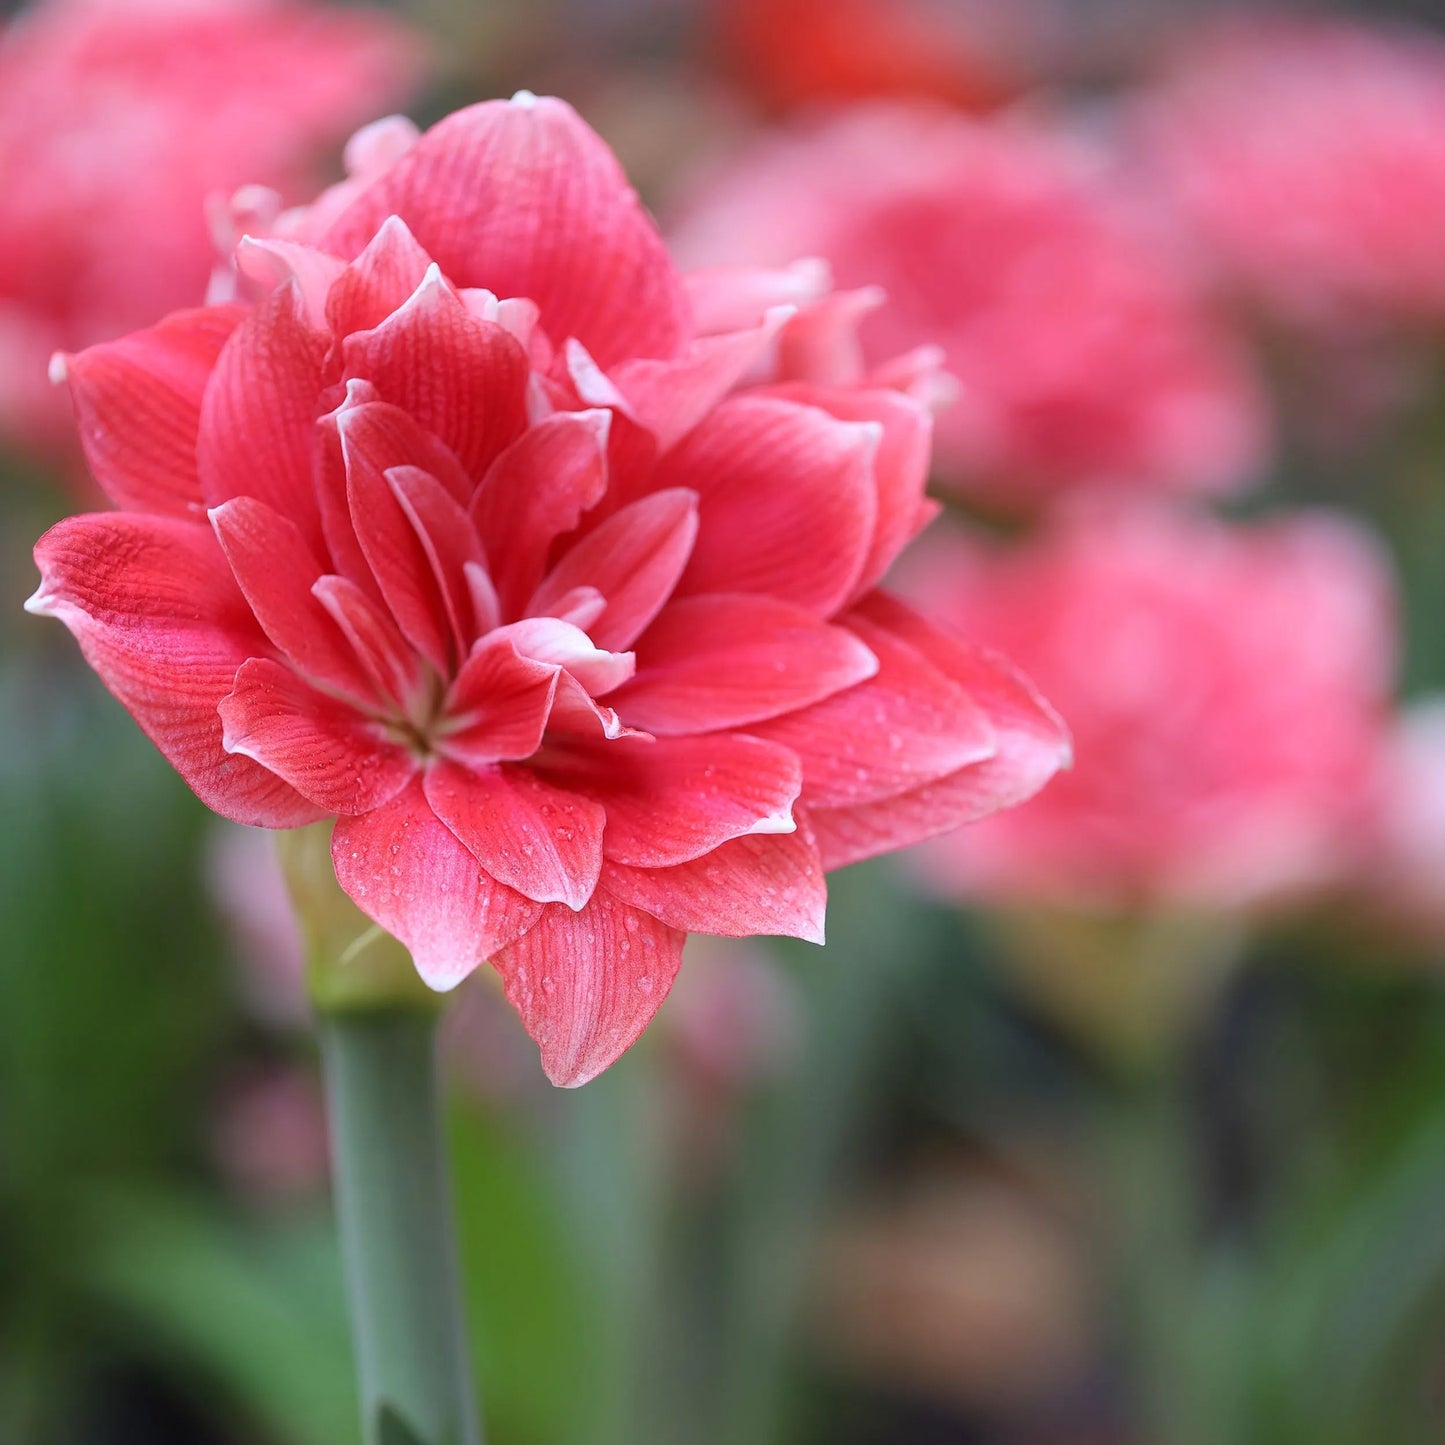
[511,89,539,108]
[23,583,55,616]
[749,812,798,837]
[47,352,69,386]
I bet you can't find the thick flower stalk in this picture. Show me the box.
[30,94,1069,1087]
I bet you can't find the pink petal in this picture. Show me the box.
[318,94,691,367]
[752,610,996,808]
[609,593,877,735]
[543,732,803,867]
[662,396,879,616]
[471,408,610,614]
[198,281,328,550]
[602,825,826,943]
[210,496,377,705]
[219,658,415,815]
[806,593,1072,869]
[766,383,933,600]
[62,304,245,518]
[439,633,560,766]
[339,404,457,673]
[386,464,484,656]
[332,778,543,991]
[489,888,685,1086]
[490,617,635,696]
[611,307,792,452]
[312,574,426,711]
[343,265,530,481]
[326,215,434,340]
[235,239,346,329]
[682,260,831,335]
[775,287,882,387]
[528,488,698,651]
[28,514,322,827]
[425,759,605,909]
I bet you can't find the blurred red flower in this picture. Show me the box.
[1133,16,1445,333]
[670,103,1269,513]
[0,0,421,459]
[904,506,1395,914]
[30,96,1068,1085]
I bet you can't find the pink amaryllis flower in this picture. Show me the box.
[30,95,1069,1085]
[0,0,421,460]
[1131,16,1445,334]
[669,103,1269,513]
[903,506,1395,915]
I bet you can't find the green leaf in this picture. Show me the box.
[377,1402,435,1445]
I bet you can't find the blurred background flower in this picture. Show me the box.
[9,2,1445,1444]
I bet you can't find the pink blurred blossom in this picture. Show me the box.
[670,103,1269,512]
[0,0,421,459]
[212,1064,329,1206]
[904,506,1397,914]
[1133,16,1445,334]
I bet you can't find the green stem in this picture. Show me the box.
[320,1009,481,1445]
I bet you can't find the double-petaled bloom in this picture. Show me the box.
[31,96,1069,1084]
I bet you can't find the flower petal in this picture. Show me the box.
[326,214,435,340]
[331,778,543,990]
[489,617,634,696]
[343,264,530,481]
[62,305,245,517]
[440,633,560,766]
[28,513,321,827]
[210,496,377,705]
[751,607,996,808]
[602,824,826,943]
[529,488,698,651]
[198,281,328,549]
[490,888,685,1086]
[219,658,415,814]
[318,94,691,366]
[425,759,605,909]
[542,732,803,867]
[312,574,426,714]
[609,593,877,734]
[471,408,611,615]
[661,395,879,616]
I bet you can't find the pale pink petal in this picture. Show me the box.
[235,239,346,328]
[490,617,634,696]
[774,287,883,386]
[490,888,686,1086]
[28,514,321,827]
[661,396,879,616]
[682,260,831,335]
[210,496,377,705]
[471,408,610,613]
[318,94,691,367]
[425,759,605,909]
[610,593,877,734]
[198,281,327,549]
[752,609,996,808]
[439,633,560,766]
[332,778,542,990]
[528,489,698,651]
[219,658,415,814]
[602,825,826,943]
[766,383,933,599]
[62,305,245,517]
[543,732,803,867]
[343,265,530,480]
[312,574,427,712]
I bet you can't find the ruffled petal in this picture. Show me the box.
[661,395,879,616]
[318,94,691,366]
[490,887,685,1086]
[529,488,698,651]
[610,593,877,734]
[425,759,605,909]
[210,496,377,705]
[471,408,611,614]
[602,823,826,943]
[61,305,245,517]
[752,607,996,808]
[331,777,543,990]
[198,281,328,549]
[218,658,415,814]
[343,264,530,481]
[542,732,803,867]
[28,513,321,827]
[440,633,560,766]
